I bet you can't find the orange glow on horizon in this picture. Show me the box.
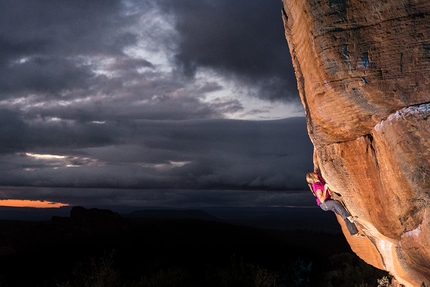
[0,199,69,208]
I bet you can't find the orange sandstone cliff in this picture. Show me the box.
[281,0,430,286]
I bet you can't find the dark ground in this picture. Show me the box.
[0,206,387,287]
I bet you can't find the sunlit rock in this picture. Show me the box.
[282,0,430,286]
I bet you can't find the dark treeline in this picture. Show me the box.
[0,207,389,287]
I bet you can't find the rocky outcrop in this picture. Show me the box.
[52,206,128,233]
[281,0,430,286]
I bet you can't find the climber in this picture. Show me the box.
[306,171,365,238]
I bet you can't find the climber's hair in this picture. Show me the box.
[306,172,319,196]
[306,172,319,184]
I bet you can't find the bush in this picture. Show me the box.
[278,258,312,287]
[319,253,388,287]
[57,251,120,287]
[204,255,278,287]
[137,267,192,287]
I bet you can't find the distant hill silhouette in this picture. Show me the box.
[0,206,343,233]
[126,209,220,221]
[0,206,71,221]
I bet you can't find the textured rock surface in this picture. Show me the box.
[282,0,430,286]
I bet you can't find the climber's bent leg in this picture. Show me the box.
[320,199,350,218]
[320,200,358,235]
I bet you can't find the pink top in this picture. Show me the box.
[311,174,331,206]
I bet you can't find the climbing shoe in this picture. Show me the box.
[347,216,358,223]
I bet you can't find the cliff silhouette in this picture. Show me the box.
[281,0,430,286]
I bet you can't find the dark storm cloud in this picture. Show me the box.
[0,109,28,153]
[1,56,95,97]
[152,0,297,101]
[0,0,310,208]
[0,118,313,192]
[0,0,135,97]
[0,0,298,118]
[0,0,132,58]
[19,74,226,122]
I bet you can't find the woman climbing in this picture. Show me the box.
[306,171,365,238]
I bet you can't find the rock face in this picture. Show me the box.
[281,0,430,286]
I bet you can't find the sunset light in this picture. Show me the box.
[0,199,69,208]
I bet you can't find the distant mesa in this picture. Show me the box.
[51,207,220,233]
[52,206,129,233]
[126,209,221,221]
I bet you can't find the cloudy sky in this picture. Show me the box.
[0,0,315,209]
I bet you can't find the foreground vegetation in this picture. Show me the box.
[55,251,389,287]
[0,213,389,286]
